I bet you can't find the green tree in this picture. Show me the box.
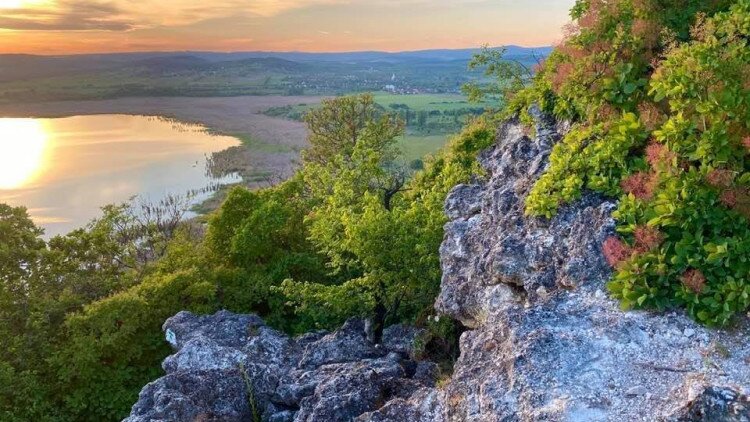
[302,94,399,166]
[282,94,495,341]
[462,45,534,104]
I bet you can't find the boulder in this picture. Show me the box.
[363,108,750,422]
[123,313,433,422]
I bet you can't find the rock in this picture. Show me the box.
[125,369,251,422]
[666,386,750,421]
[293,359,405,422]
[444,183,484,220]
[626,386,648,397]
[382,324,426,358]
[127,109,750,422]
[298,319,385,368]
[124,313,434,422]
[412,362,439,387]
[364,108,750,422]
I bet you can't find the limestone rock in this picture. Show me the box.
[364,108,750,422]
[127,109,750,422]
[123,313,432,422]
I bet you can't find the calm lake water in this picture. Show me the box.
[0,114,241,237]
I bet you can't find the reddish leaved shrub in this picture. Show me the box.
[633,225,664,253]
[720,189,739,208]
[621,172,656,200]
[603,236,633,268]
[632,18,661,49]
[551,62,576,93]
[681,269,706,294]
[637,102,663,130]
[645,142,675,169]
[706,169,735,188]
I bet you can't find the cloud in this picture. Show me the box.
[0,1,135,31]
[0,0,332,31]
[0,0,575,56]
[0,0,505,32]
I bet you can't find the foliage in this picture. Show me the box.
[462,45,535,103]
[276,95,495,339]
[302,93,403,166]
[512,0,750,324]
[0,82,494,422]
[205,177,330,332]
[0,201,221,421]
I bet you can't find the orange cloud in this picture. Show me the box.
[0,0,575,54]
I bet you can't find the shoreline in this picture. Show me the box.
[0,95,323,213]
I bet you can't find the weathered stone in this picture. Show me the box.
[124,369,250,422]
[412,361,439,387]
[127,109,750,422]
[665,386,750,421]
[382,324,426,358]
[124,313,434,422]
[298,319,385,369]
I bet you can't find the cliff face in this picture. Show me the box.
[364,108,750,421]
[126,111,750,422]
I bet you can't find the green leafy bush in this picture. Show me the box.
[278,95,495,336]
[515,0,750,325]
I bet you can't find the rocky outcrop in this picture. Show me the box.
[126,108,750,421]
[362,108,750,421]
[124,312,431,422]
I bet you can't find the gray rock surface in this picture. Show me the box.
[361,108,750,422]
[123,311,431,422]
[127,109,750,421]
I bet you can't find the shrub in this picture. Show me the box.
[515,0,750,325]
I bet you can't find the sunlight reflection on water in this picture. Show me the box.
[0,114,241,237]
[0,118,49,189]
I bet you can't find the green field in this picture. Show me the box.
[265,92,495,161]
[398,134,451,162]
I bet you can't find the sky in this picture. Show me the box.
[0,0,576,55]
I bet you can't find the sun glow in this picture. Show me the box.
[0,119,49,190]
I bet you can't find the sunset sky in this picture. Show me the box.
[0,0,575,55]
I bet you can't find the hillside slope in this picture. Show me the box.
[124,109,750,421]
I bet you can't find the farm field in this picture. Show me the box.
[264,92,496,161]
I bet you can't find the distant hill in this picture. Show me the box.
[0,46,550,82]
[125,56,311,77]
[0,46,551,102]
[129,46,552,64]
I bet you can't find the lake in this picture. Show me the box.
[0,114,241,237]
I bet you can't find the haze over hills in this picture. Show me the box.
[0,46,551,83]
[0,45,551,103]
